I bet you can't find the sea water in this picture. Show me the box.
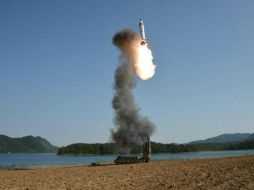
[0,149,254,168]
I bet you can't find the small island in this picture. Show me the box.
[57,133,254,155]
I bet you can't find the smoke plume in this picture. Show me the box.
[111,29,156,148]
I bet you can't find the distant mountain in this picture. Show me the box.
[189,133,251,144]
[247,133,254,140]
[0,135,58,153]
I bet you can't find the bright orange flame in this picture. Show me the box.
[133,44,156,80]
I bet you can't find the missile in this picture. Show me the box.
[139,19,148,45]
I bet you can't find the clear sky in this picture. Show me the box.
[0,0,253,146]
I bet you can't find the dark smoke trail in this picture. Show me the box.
[111,29,156,148]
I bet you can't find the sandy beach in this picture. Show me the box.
[0,155,254,190]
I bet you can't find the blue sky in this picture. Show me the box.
[0,0,253,146]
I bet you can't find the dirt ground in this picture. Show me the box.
[0,155,254,190]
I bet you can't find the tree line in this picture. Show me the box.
[57,139,254,155]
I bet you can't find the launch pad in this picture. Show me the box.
[114,138,151,164]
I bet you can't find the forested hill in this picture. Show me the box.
[2,133,253,154]
[189,133,252,144]
[0,135,58,153]
[57,138,254,155]
[57,142,196,155]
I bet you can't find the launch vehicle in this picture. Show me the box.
[139,19,148,45]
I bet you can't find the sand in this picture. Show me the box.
[0,155,254,190]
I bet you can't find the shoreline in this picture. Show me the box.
[1,148,254,156]
[0,154,254,171]
[1,150,254,170]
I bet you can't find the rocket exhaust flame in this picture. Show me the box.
[135,44,156,80]
[111,28,156,148]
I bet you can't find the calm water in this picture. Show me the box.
[0,149,254,168]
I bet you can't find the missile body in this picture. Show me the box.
[139,19,148,45]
